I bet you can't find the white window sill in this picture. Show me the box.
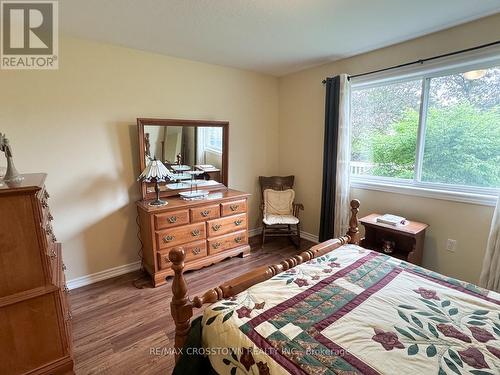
[351,179,498,207]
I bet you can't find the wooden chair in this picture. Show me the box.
[259,175,304,248]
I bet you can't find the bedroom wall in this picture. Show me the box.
[278,14,500,284]
[0,37,279,281]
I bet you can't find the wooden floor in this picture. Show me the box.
[69,237,314,374]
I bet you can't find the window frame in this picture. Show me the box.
[350,49,500,206]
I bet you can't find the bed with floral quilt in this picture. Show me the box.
[199,244,500,375]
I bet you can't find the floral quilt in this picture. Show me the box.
[201,245,500,375]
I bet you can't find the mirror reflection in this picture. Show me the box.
[143,125,224,192]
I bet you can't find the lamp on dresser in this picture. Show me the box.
[137,157,171,206]
[0,132,23,183]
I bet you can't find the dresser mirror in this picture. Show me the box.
[137,118,229,200]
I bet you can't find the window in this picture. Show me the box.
[422,68,499,188]
[350,58,500,204]
[351,79,421,179]
[201,127,222,152]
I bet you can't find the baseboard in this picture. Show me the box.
[249,227,319,243]
[300,231,319,243]
[67,229,319,290]
[248,227,263,236]
[67,261,142,290]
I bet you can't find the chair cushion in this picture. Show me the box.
[263,214,299,225]
[263,189,295,216]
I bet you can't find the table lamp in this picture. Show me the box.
[0,133,23,184]
[138,157,171,206]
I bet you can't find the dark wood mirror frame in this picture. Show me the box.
[137,118,229,200]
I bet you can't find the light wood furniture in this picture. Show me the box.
[169,199,361,360]
[259,175,304,248]
[0,173,73,375]
[137,189,251,287]
[359,213,428,265]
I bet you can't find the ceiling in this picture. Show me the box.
[60,0,500,76]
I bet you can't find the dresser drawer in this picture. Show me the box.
[207,230,248,255]
[157,240,208,270]
[154,209,190,230]
[207,213,247,237]
[42,207,54,228]
[183,240,208,261]
[49,243,62,286]
[190,204,220,223]
[156,222,206,249]
[157,250,171,270]
[221,199,247,216]
[44,222,57,254]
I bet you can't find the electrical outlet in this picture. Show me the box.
[446,239,457,252]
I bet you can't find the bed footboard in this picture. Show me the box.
[169,199,360,361]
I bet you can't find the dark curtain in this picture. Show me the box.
[319,76,340,242]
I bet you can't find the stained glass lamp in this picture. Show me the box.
[138,157,172,206]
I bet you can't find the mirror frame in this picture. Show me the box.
[137,118,229,200]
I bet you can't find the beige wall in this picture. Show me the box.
[0,37,279,280]
[1,15,498,285]
[278,14,500,283]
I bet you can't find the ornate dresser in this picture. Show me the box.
[0,174,73,374]
[137,189,251,287]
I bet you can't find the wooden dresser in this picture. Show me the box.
[0,174,73,374]
[137,189,251,287]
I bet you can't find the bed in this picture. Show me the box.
[169,200,500,374]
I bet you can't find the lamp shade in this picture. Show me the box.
[137,157,172,182]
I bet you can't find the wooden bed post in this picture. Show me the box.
[169,247,193,362]
[347,199,360,245]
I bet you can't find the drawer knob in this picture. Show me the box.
[51,234,57,242]
[45,226,53,235]
[163,235,175,243]
[192,247,201,255]
[234,219,243,226]
[62,263,67,271]
[230,204,239,211]
[44,190,50,199]
[212,224,222,232]
[235,237,243,243]
[191,229,201,237]
[168,216,177,224]
[201,210,210,217]
[63,284,70,294]
[48,212,54,221]
[49,249,57,259]
[66,311,73,321]
[41,200,48,209]
[212,242,221,249]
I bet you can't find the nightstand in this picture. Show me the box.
[359,214,428,265]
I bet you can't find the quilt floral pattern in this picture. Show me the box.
[201,245,500,374]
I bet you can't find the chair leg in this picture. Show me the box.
[296,223,301,249]
[287,224,294,246]
[261,225,266,248]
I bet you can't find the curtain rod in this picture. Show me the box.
[321,40,500,84]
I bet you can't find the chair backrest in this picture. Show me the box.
[259,175,294,192]
[259,175,295,204]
